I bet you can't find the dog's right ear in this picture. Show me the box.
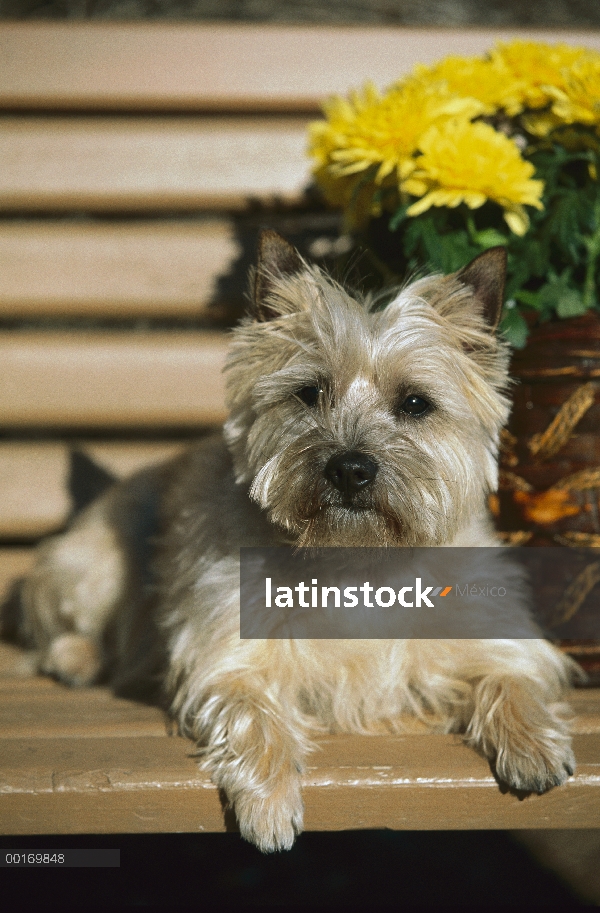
[253,230,304,321]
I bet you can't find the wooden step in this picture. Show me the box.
[0,221,240,319]
[0,331,228,428]
[0,442,187,539]
[1,24,599,112]
[0,679,169,740]
[0,117,310,212]
[1,588,599,836]
[2,729,599,835]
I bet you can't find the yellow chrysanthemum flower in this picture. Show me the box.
[405,119,544,235]
[493,40,591,110]
[307,41,600,234]
[309,80,484,222]
[546,56,600,129]
[407,55,525,116]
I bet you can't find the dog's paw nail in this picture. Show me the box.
[564,763,574,777]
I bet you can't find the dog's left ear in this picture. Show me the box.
[253,229,304,321]
[456,247,507,330]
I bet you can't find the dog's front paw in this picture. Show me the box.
[235,778,304,853]
[468,678,576,794]
[495,726,575,794]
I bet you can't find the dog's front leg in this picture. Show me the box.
[460,640,577,793]
[187,679,309,852]
[405,639,576,793]
[465,668,576,793]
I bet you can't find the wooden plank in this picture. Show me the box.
[84,441,187,479]
[0,735,224,835]
[0,551,32,607]
[0,636,36,679]
[1,635,597,729]
[0,685,168,739]
[0,731,599,834]
[0,117,310,212]
[570,689,600,735]
[0,445,68,539]
[0,442,186,538]
[0,221,240,319]
[0,624,598,833]
[0,331,228,428]
[1,24,600,112]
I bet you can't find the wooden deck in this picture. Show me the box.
[1,639,599,836]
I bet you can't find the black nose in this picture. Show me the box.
[324,451,378,496]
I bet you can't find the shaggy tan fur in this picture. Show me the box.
[13,233,578,852]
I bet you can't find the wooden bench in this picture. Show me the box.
[1,22,599,840]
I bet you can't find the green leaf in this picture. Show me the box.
[470,228,509,248]
[530,273,589,320]
[438,231,478,273]
[514,289,543,309]
[545,188,594,261]
[505,238,550,299]
[420,217,448,268]
[499,307,529,348]
[368,131,600,334]
[556,286,588,318]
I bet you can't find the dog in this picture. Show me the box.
[11,231,577,852]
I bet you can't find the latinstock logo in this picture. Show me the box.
[265,577,452,609]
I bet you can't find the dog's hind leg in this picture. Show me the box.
[15,457,173,690]
[19,493,127,687]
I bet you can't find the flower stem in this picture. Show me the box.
[465,213,478,244]
[583,204,600,310]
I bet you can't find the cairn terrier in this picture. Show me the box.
[14,231,576,851]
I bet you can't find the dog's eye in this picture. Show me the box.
[297,385,322,407]
[400,394,430,417]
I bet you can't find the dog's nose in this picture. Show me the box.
[324,451,378,496]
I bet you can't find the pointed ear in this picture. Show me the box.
[456,247,507,330]
[253,229,304,321]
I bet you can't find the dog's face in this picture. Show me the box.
[224,232,510,547]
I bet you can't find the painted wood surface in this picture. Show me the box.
[0,117,311,212]
[0,642,599,835]
[0,221,240,318]
[0,332,228,428]
[2,24,599,112]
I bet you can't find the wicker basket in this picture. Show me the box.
[494,313,600,680]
